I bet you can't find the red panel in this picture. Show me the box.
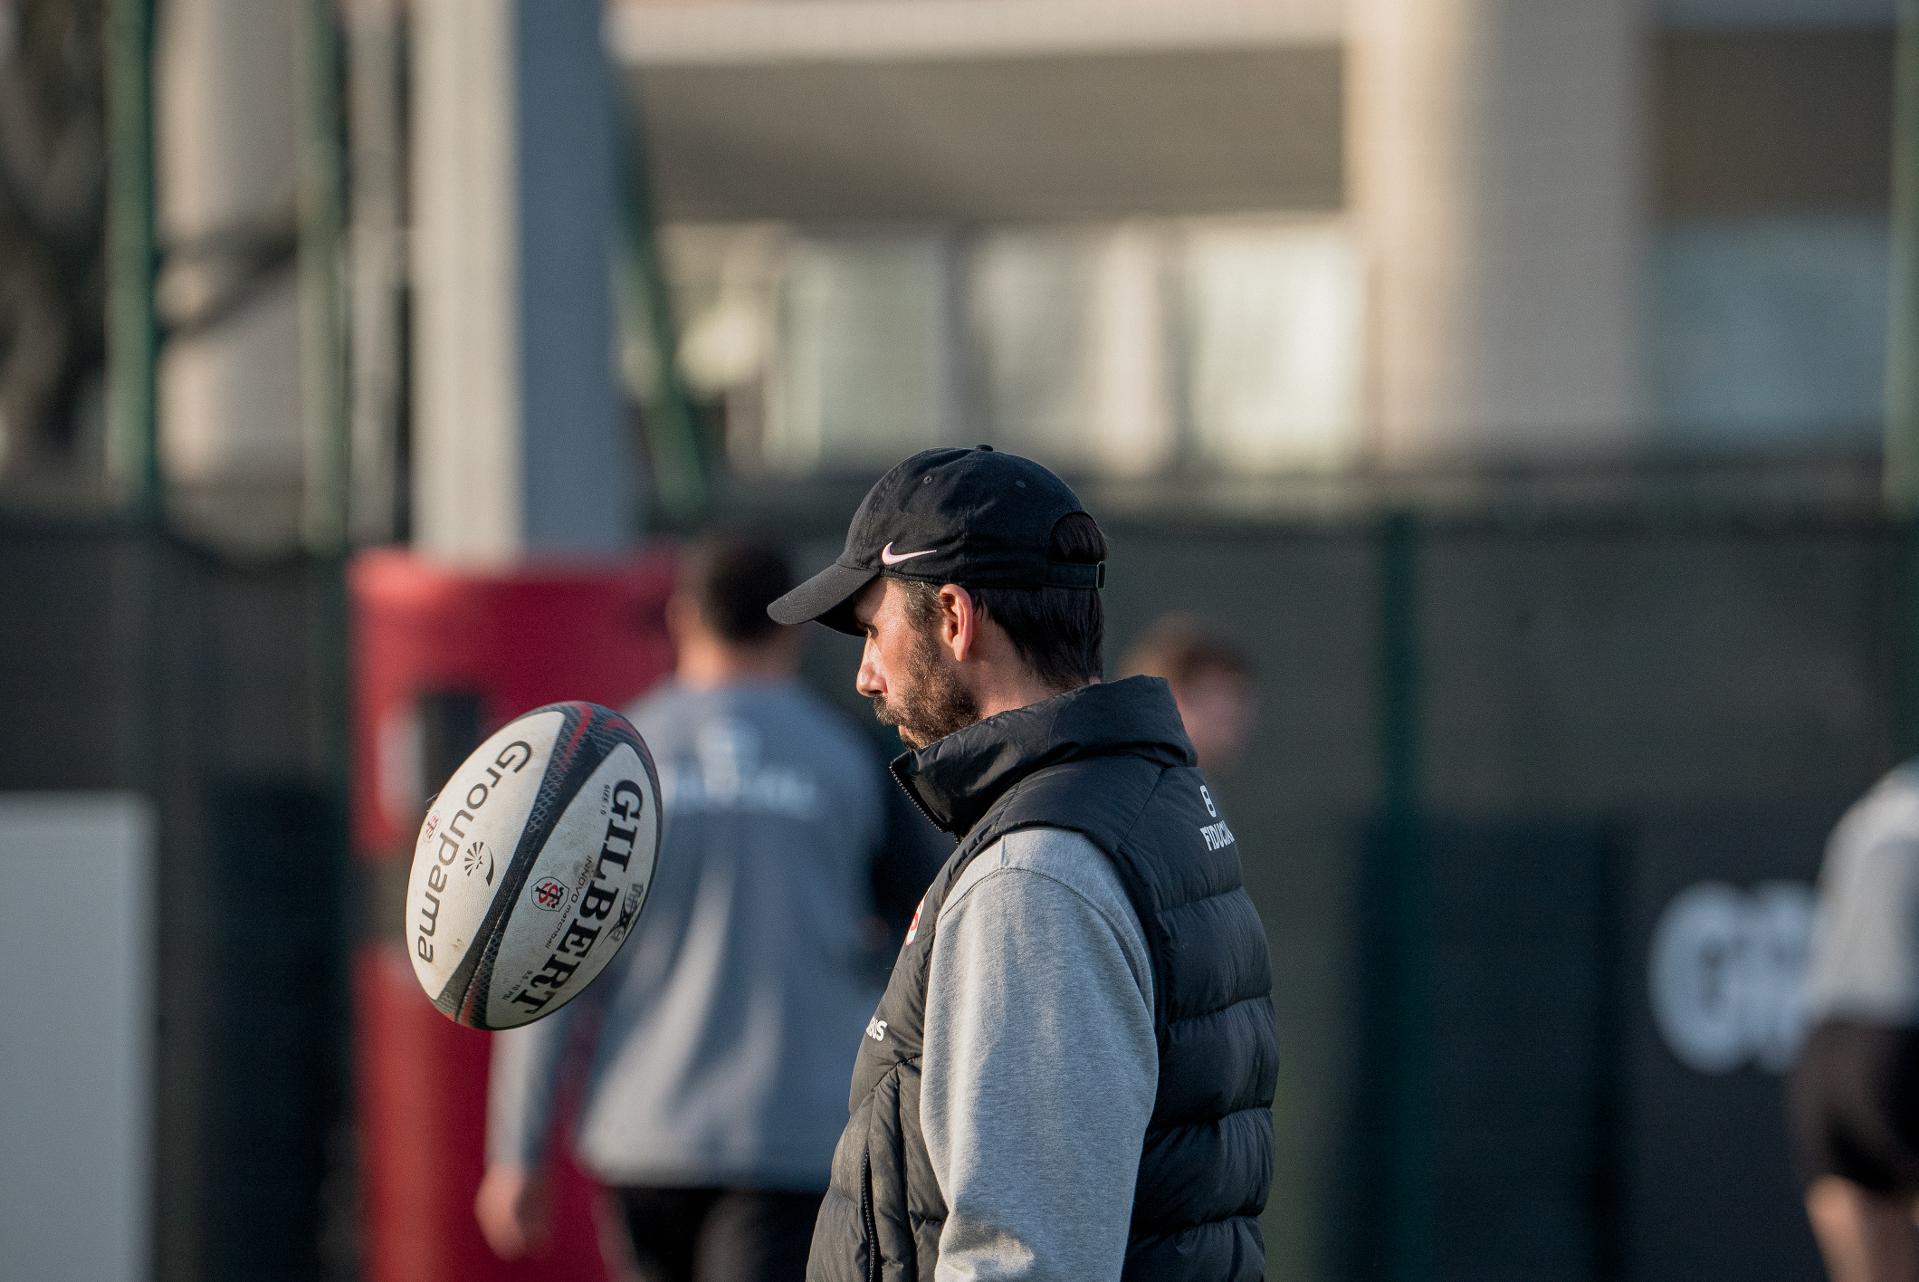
[350,548,677,857]
[350,549,677,1282]
[355,947,611,1282]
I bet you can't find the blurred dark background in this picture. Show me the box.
[2,1,1914,1280]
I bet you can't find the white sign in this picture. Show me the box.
[1648,880,1813,1075]
[0,794,155,1282]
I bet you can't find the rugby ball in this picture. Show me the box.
[404,700,662,1030]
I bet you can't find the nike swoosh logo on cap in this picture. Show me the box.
[880,542,939,565]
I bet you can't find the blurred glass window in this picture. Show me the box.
[1175,219,1367,473]
[967,225,1173,479]
[1653,218,1887,449]
[653,217,1373,482]
[762,232,957,474]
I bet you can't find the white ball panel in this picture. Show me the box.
[404,709,565,999]
[483,742,659,1028]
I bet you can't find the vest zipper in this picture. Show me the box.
[889,760,957,843]
[860,1150,881,1282]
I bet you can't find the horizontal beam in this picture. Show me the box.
[609,0,1341,67]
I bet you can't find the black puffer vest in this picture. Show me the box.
[806,677,1278,1282]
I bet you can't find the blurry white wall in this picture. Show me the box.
[0,795,155,1282]
[1353,0,1646,465]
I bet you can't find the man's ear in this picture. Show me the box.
[937,584,977,664]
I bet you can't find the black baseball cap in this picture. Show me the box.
[767,445,1104,635]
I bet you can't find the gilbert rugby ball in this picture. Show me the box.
[404,701,662,1030]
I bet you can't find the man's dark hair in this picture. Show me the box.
[681,536,795,645]
[903,512,1108,690]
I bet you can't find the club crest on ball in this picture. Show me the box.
[531,877,566,911]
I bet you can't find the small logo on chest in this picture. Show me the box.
[866,1017,889,1043]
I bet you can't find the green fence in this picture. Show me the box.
[5,504,1909,1281]
[2,517,349,1282]
[796,503,1900,1282]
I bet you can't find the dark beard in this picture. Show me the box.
[871,624,980,749]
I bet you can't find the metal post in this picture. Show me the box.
[106,0,162,524]
[291,25,354,1228]
[298,0,351,555]
[1378,508,1428,1282]
[295,0,352,873]
[1889,0,1919,519]
[617,92,707,528]
[410,0,635,565]
[1891,0,1919,761]
[344,0,406,546]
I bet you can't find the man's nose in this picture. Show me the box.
[856,640,883,699]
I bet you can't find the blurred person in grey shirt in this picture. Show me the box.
[1793,761,1919,1282]
[476,537,935,1282]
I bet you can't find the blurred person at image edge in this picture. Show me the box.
[1120,614,1258,774]
[1793,760,1919,1282]
[476,537,937,1282]
[769,445,1278,1281]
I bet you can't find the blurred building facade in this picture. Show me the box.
[616,0,1893,497]
[4,0,1894,539]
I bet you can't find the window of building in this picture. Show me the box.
[653,215,1368,483]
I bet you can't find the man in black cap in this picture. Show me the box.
[769,446,1277,1282]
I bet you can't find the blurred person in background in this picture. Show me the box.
[1120,614,1258,773]
[768,447,1276,1281]
[476,536,936,1282]
[1792,762,1919,1282]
